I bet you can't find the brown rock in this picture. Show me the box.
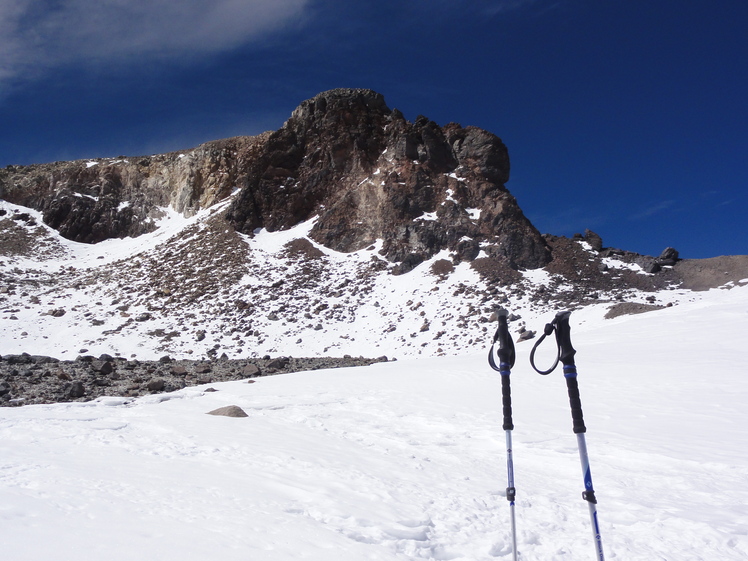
[207,405,248,418]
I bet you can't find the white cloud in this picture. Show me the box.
[0,0,309,83]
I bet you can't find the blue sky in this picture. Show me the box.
[1,0,746,259]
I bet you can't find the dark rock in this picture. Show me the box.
[658,247,680,266]
[68,381,86,398]
[517,330,536,342]
[584,229,603,251]
[90,361,113,375]
[659,247,679,261]
[4,354,32,364]
[146,379,166,392]
[644,261,661,274]
[31,355,58,364]
[266,357,289,371]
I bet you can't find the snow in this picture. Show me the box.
[466,208,481,220]
[418,211,438,221]
[2,285,748,560]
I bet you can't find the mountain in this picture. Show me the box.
[1,88,747,367]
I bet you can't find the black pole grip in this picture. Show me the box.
[501,374,514,430]
[496,309,516,368]
[565,373,587,434]
[553,311,576,367]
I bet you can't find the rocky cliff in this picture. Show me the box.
[0,88,549,272]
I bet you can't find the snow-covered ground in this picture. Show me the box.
[2,283,747,560]
[0,198,708,361]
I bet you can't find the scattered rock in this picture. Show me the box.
[517,330,536,342]
[242,364,261,377]
[90,360,113,375]
[584,229,603,251]
[146,379,166,392]
[605,302,665,319]
[266,357,289,371]
[207,405,248,418]
[68,381,86,398]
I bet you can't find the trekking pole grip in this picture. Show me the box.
[495,308,515,431]
[564,371,587,434]
[553,311,576,366]
[501,374,514,431]
[553,312,587,434]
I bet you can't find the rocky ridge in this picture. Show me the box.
[1,89,549,272]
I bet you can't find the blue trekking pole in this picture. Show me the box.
[488,308,518,561]
[530,311,605,561]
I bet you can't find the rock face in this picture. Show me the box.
[0,134,269,243]
[226,89,549,270]
[1,89,549,270]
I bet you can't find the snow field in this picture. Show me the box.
[2,285,748,560]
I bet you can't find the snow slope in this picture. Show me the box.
[2,284,747,560]
[1,197,703,361]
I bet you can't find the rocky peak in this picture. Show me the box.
[226,89,549,271]
[1,88,550,270]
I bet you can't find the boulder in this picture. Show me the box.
[207,405,248,418]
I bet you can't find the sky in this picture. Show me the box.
[0,0,746,259]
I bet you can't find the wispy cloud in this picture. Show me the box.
[0,0,309,85]
[629,200,676,221]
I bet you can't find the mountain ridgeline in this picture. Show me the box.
[3,87,747,299]
[0,89,549,273]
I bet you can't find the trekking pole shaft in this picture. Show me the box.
[500,359,517,560]
[577,433,605,560]
[505,429,518,561]
[554,311,605,560]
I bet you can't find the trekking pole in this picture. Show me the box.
[530,311,605,561]
[488,308,518,561]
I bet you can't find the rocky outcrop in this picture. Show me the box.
[0,134,269,243]
[1,88,550,270]
[225,89,550,270]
